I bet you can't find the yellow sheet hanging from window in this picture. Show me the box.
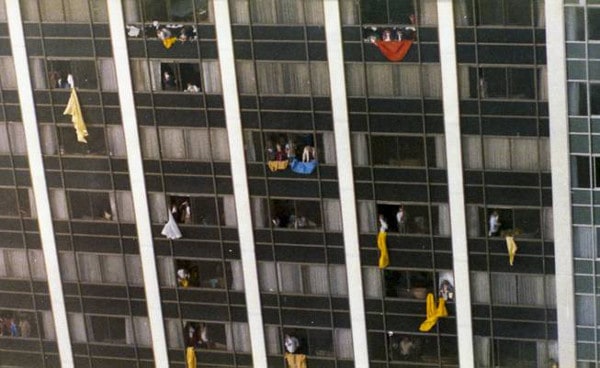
[377,230,389,269]
[63,88,88,143]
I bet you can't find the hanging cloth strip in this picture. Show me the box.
[63,88,89,143]
[185,347,196,368]
[267,160,289,172]
[285,353,307,368]
[377,230,389,269]
[505,235,518,266]
[373,39,414,62]
[419,293,448,332]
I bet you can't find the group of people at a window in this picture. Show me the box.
[266,134,318,174]
[0,312,33,338]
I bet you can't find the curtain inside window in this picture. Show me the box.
[39,0,63,22]
[0,250,6,277]
[40,125,58,155]
[393,64,421,97]
[65,0,91,21]
[160,128,186,159]
[277,0,303,23]
[107,125,127,157]
[157,256,176,287]
[321,131,336,164]
[358,200,376,233]
[545,276,556,307]
[116,191,134,223]
[491,273,517,304]
[278,263,302,293]
[419,0,438,25]
[252,197,268,228]
[329,265,348,296]
[210,129,231,161]
[310,62,330,96]
[59,252,78,282]
[462,136,482,169]
[41,310,56,340]
[345,63,365,96]
[434,135,446,168]
[131,60,151,91]
[7,123,27,155]
[232,322,251,352]
[351,133,369,166]
[29,58,47,89]
[7,250,28,278]
[573,226,593,258]
[421,64,442,98]
[340,0,358,25]
[123,0,140,22]
[576,295,594,326]
[470,271,490,304]
[229,0,249,23]
[28,188,37,219]
[518,275,544,306]
[303,0,324,24]
[140,127,160,159]
[323,199,342,232]
[362,267,382,298]
[466,205,480,237]
[125,255,143,286]
[511,138,538,171]
[538,66,547,101]
[148,192,167,223]
[282,63,309,94]
[68,313,87,342]
[542,207,553,240]
[166,319,183,348]
[134,317,152,346]
[229,260,244,291]
[236,60,257,94]
[98,59,117,91]
[50,189,69,220]
[265,325,281,354]
[303,265,328,295]
[0,123,9,153]
[78,253,102,282]
[437,204,451,235]
[223,195,237,227]
[367,64,393,96]
[334,328,354,359]
[20,1,39,21]
[250,0,277,24]
[101,255,126,284]
[539,138,550,171]
[474,336,491,367]
[149,60,161,91]
[258,261,277,292]
[458,65,471,98]
[202,60,222,94]
[125,318,134,344]
[186,129,211,160]
[28,250,46,280]
[483,137,510,169]
[0,0,6,21]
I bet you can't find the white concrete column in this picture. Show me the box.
[436,0,474,366]
[323,1,370,366]
[545,1,576,366]
[213,1,268,366]
[106,1,169,366]
[5,0,74,366]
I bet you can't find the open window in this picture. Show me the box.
[142,0,209,22]
[48,60,98,90]
[182,321,230,350]
[67,191,113,221]
[174,259,233,289]
[282,328,334,357]
[480,208,540,238]
[270,199,321,230]
[0,310,38,338]
[477,0,532,26]
[169,195,218,225]
[376,204,433,234]
[159,62,201,92]
[58,126,106,156]
[384,269,434,299]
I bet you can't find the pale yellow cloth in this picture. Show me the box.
[186,347,196,368]
[267,160,289,172]
[419,293,448,332]
[505,235,518,266]
[285,353,307,368]
[63,88,88,143]
[377,230,389,269]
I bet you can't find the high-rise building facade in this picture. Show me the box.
[0,0,580,367]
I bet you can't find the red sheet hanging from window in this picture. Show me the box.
[373,39,414,62]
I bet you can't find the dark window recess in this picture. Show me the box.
[68,191,112,220]
[160,63,201,92]
[568,82,588,116]
[169,196,218,225]
[590,84,600,116]
[88,316,126,343]
[175,259,232,289]
[59,127,107,155]
[481,208,540,238]
[384,270,433,299]
[183,322,227,349]
[283,329,333,357]
[142,0,208,22]
[48,60,97,90]
[0,188,30,217]
[360,0,415,24]
[478,0,532,26]
[572,156,591,189]
[377,204,435,235]
[471,67,535,99]
[0,310,38,338]
[493,339,537,367]
[588,8,600,40]
[371,136,425,167]
[270,199,321,229]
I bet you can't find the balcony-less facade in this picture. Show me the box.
[0,0,578,367]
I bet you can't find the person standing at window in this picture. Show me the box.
[488,210,501,237]
[396,205,407,234]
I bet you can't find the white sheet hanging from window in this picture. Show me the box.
[161,212,182,240]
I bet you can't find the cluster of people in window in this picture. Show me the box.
[126,22,199,49]
[0,312,33,338]
[378,205,428,234]
[266,134,318,174]
[384,270,455,302]
[183,322,226,350]
[270,200,319,230]
[363,25,417,44]
[176,260,227,289]
[161,64,202,93]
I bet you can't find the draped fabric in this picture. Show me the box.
[303,265,328,295]
[377,231,389,269]
[505,235,518,266]
[373,40,413,62]
[186,347,197,368]
[290,159,317,174]
[63,88,89,143]
[285,353,307,368]
[162,212,183,240]
[418,293,448,332]
[268,160,289,172]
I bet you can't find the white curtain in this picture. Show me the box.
[211,129,231,161]
[63,0,91,21]
[542,207,553,240]
[545,275,556,307]
[39,125,58,155]
[244,130,257,162]
[252,197,268,228]
[278,263,302,293]
[186,129,211,161]
[328,265,348,296]
[362,267,382,298]
[474,336,491,367]
[539,138,550,171]
[310,62,330,96]
[573,226,593,259]
[466,205,480,237]
[282,64,309,94]
[140,127,160,159]
[258,261,278,292]
[518,275,544,306]
[166,319,183,348]
[393,65,421,97]
[160,128,186,159]
[345,63,365,96]
[491,273,517,305]
[351,133,369,166]
[265,325,281,354]
[538,66,547,101]
[231,322,251,352]
[437,204,451,236]
[202,61,222,94]
[462,135,483,169]
[28,188,37,218]
[90,0,108,22]
[321,131,336,164]
[116,191,135,223]
[125,255,143,286]
[419,0,438,25]
[576,295,594,326]
[41,310,56,340]
[0,57,17,89]
[421,64,442,98]
[5,249,27,278]
[230,260,244,291]
[536,0,545,27]
[101,254,126,284]
[458,65,471,98]
[257,63,284,94]
[511,138,538,171]
[223,195,237,227]
[0,122,9,153]
[28,250,46,280]
[148,192,167,223]
[229,0,249,23]
[367,64,393,96]
[130,60,150,91]
[29,58,47,89]
[470,271,490,304]
[133,317,152,346]
[323,199,342,232]
[107,125,127,157]
[98,59,117,91]
[149,60,162,91]
[334,328,353,359]
[78,253,102,282]
[68,313,87,342]
[0,0,6,21]
[125,318,134,344]
[7,123,27,155]
[358,200,376,233]
[123,0,140,22]
[484,137,510,169]
[250,0,277,24]
[157,256,176,287]
[340,0,358,24]
[0,250,6,277]
[434,135,446,168]
[277,0,303,23]
[236,60,257,94]
[303,265,328,295]
[59,252,78,282]
[303,0,324,24]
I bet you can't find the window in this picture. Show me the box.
[588,8,600,40]
[168,195,219,225]
[491,273,546,306]
[58,126,106,155]
[0,188,32,218]
[87,316,129,344]
[174,259,234,289]
[470,67,535,99]
[270,199,321,229]
[78,253,127,284]
[384,270,433,299]
[159,63,201,92]
[376,204,434,235]
[494,340,538,367]
[282,328,334,357]
[0,57,17,89]
[98,59,118,91]
[259,262,347,296]
[480,208,541,238]
[125,255,144,286]
[256,63,310,95]
[21,0,107,22]
[243,0,324,24]
[0,249,29,279]
[67,191,113,220]
[366,64,422,98]
[463,136,549,172]
[141,0,209,22]
[107,126,127,157]
[0,122,27,155]
[568,82,588,116]
[360,0,416,24]
[0,310,38,338]
[477,0,532,26]
[370,136,425,167]
[572,156,591,188]
[182,322,229,350]
[244,132,336,165]
[158,128,230,161]
[48,60,98,90]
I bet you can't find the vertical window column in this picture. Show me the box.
[106,2,168,367]
[5,0,74,366]
[213,1,267,367]
[323,2,369,367]
[546,1,576,366]
[436,0,474,366]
